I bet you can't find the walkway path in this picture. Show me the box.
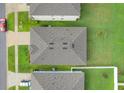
[15,11,18,90]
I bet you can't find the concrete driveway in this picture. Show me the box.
[7,32,30,47]
[8,71,31,87]
[5,3,29,15]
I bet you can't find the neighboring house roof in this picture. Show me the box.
[31,71,85,90]
[30,27,87,65]
[29,3,80,16]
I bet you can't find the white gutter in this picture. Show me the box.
[118,83,124,86]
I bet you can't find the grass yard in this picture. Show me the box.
[18,4,124,82]
[118,86,124,90]
[8,46,15,72]
[18,45,31,72]
[7,12,15,31]
[8,86,30,90]
[73,68,114,90]
[18,86,30,90]
[118,75,124,82]
[8,86,16,90]
[18,11,30,32]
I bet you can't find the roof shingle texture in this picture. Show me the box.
[30,27,87,65]
[31,71,84,90]
[30,3,80,16]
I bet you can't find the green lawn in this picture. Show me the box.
[8,86,16,90]
[8,46,15,72]
[18,86,30,90]
[18,45,31,72]
[73,68,114,90]
[118,86,124,90]
[18,11,30,32]
[7,12,15,31]
[118,75,124,82]
[8,86,30,90]
[17,4,124,83]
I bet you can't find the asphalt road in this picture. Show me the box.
[0,3,7,90]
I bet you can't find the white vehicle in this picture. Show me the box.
[20,80,31,87]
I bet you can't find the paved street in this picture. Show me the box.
[0,3,7,90]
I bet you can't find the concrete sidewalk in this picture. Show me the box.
[7,32,30,47]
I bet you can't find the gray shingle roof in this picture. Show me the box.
[31,71,84,90]
[30,27,87,65]
[30,3,80,16]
